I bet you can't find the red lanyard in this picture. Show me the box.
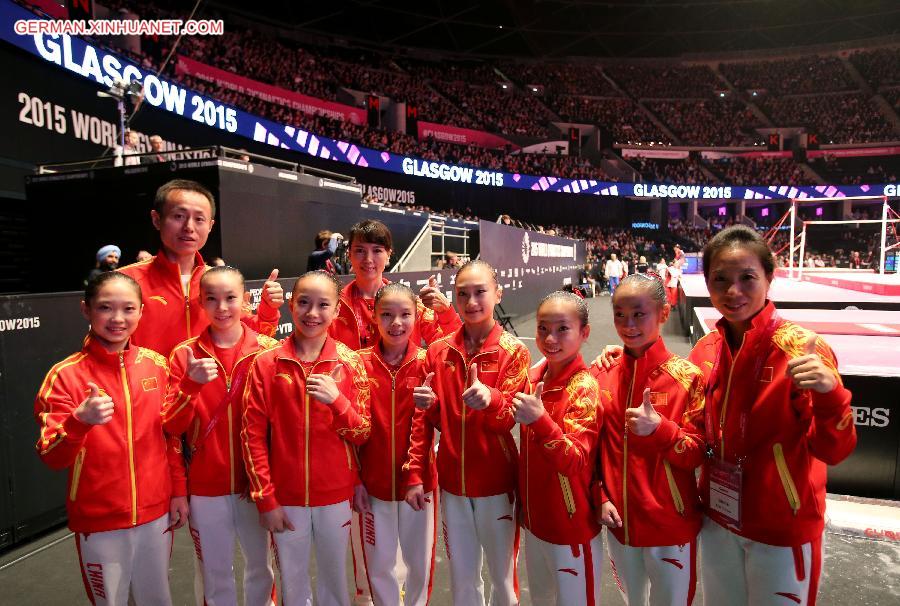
[704,314,782,462]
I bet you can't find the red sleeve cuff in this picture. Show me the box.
[485,387,503,412]
[528,410,560,442]
[256,299,280,323]
[255,493,279,513]
[631,416,678,451]
[812,383,852,413]
[178,376,205,396]
[170,479,187,497]
[63,413,93,440]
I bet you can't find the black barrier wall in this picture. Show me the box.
[477,220,586,319]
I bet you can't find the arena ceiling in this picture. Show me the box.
[210,0,900,58]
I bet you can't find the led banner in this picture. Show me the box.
[417,120,517,150]
[175,55,366,126]
[2,0,896,201]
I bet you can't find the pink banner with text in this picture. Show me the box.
[176,55,365,125]
[417,121,517,150]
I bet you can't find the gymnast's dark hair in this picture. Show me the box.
[612,271,667,308]
[292,270,342,301]
[702,225,775,282]
[375,282,417,308]
[200,265,245,290]
[538,290,589,327]
[456,259,498,286]
[84,271,142,304]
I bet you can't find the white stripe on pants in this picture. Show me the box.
[189,494,275,606]
[350,511,374,606]
[523,529,602,606]
[357,490,437,606]
[440,490,518,606]
[75,514,172,606]
[700,517,819,606]
[606,530,697,606]
[272,501,352,606]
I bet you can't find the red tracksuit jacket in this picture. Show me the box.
[406,322,530,497]
[689,301,856,546]
[35,336,187,533]
[519,355,602,546]
[590,338,706,547]
[119,251,279,356]
[329,279,461,350]
[163,326,279,496]
[242,335,371,512]
[358,345,438,501]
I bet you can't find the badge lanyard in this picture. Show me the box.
[704,314,782,464]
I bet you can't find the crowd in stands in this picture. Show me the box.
[810,156,899,185]
[25,0,900,187]
[433,81,553,139]
[762,93,895,144]
[720,56,854,95]
[634,157,707,183]
[603,64,723,98]
[645,99,764,146]
[552,97,672,144]
[705,156,815,186]
[849,47,900,88]
[498,62,623,98]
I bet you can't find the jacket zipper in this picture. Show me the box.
[525,433,532,528]
[446,344,494,498]
[304,392,310,507]
[718,336,745,459]
[199,343,256,495]
[391,374,397,500]
[623,368,636,545]
[773,443,801,515]
[663,461,685,515]
[70,447,86,501]
[120,352,138,526]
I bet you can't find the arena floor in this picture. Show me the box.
[1,296,898,605]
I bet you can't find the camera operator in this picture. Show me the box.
[306,229,345,274]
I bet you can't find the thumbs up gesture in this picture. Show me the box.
[74,382,115,425]
[625,388,661,436]
[786,335,836,394]
[462,363,491,410]
[261,268,284,309]
[418,275,451,313]
[512,382,544,425]
[413,372,437,410]
[307,365,343,405]
[186,349,219,384]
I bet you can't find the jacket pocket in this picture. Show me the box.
[558,473,576,519]
[773,443,801,515]
[344,442,354,471]
[663,461,684,515]
[498,435,512,462]
[70,447,86,501]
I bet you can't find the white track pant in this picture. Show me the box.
[441,490,518,606]
[272,501,352,606]
[353,491,437,606]
[700,517,822,606]
[523,529,602,606]
[606,531,697,606]
[75,514,172,606]
[189,494,275,606]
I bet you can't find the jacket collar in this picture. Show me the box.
[340,277,390,305]
[83,334,137,367]
[196,325,259,360]
[369,342,419,374]
[622,336,671,373]
[448,321,503,357]
[713,300,776,346]
[529,354,587,390]
[151,249,205,277]
[278,334,340,364]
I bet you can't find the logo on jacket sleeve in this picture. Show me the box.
[149,295,168,305]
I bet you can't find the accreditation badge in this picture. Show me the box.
[709,459,742,530]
